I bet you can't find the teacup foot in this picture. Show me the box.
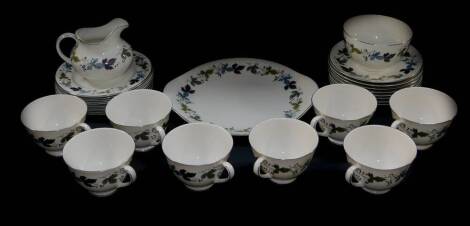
[362,187,390,195]
[135,145,156,152]
[328,137,344,146]
[45,150,63,157]
[89,189,117,197]
[270,178,296,185]
[185,184,213,191]
[417,144,433,150]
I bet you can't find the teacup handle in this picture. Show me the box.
[391,119,405,129]
[56,32,77,65]
[253,157,272,179]
[150,126,166,146]
[214,162,235,183]
[310,115,330,137]
[78,123,92,131]
[345,165,365,187]
[117,165,137,188]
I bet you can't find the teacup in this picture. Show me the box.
[344,125,417,194]
[343,14,413,69]
[106,89,172,152]
[310,84,377,145]
[390,87,457,150]
[249,118,319,184]
[21,94,91,157]
[162,123,235,191]
[63,128,137,197]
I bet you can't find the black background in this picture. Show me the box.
[10,3,467,217]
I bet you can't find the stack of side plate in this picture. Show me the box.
[55,51,153,115]
[328,41,423,105]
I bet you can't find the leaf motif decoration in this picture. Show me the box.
[135,131,150,141]
[35,137,55,147]
[102,174,118,185]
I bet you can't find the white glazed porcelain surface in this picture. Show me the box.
[312,84,377,120]
[106,89,172,126]
[164,58,318,136]
[63,128,135,171]
[344,15,412,45]
[56,18,134,88]
[21,94,87,131]
[343,15,412,69]
[344,125,416,170]
[163,123,233,165]
[63,128,136,196]
[249,118,318,183]
[329,41,422,83]
[106,89,171,150]
[310,84,376,143]
[390,87,457,124]
[390,87,457,149]
[55,51,151,97]
[162,123,234,190]
[21,94,90,155]
[343,125,417,194]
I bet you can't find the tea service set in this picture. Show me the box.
[20,15,457,196]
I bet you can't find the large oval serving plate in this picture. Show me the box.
[164,58,318,136]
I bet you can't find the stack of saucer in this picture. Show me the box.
[328,41,423,105]
[328,15,423,105]
[55,51,153,115]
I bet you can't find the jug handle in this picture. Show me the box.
[56,33,77,65]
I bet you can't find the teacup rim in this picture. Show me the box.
[63,128,135,172]
[21,94,87,132]
[162,122,233,166]
[106,89,172,127]
[390,87,458,125]
[311,84,377,121]
[343,14,413,46]
[344,125,417,170]
[249,118,319,160]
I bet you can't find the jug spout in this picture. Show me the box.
[75,18,129,45]
[106,18,129,36]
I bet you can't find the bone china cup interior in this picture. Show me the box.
[343,14,413,69]
[343,125,417,194]
[162,123,235,191]
[63,128,136,197]
[21,94,91,157]
[311,84,377,145]
[249,118,319,184]
[106,89,172,152]
[390,87,457,150]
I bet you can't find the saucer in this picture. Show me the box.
[329,68,423,91]
[55,51,152,98]
[329,41,423,84]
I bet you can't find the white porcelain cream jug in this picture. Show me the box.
[56,18,134,88]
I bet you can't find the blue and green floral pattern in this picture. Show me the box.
[346,43,405,63]
[56,52,151,97]
[318,118,369,135]
[175,62,305,133]
[395,124,449,143]
[31,126,86,150]
[332,42,422,83]
[71,45,132,72]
